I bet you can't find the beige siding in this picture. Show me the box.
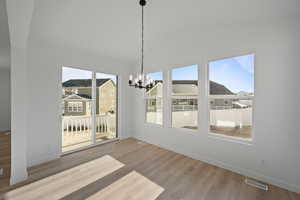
[147,83,163,97]
[97,81,116,114]
[64,101,91,116]
[77,88,92,97]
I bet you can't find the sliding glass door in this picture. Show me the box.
[61,67,118,153]
[95,73,118,142]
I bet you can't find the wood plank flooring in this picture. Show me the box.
[0,138,299,200]
[0,132,10,188]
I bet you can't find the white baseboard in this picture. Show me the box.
[0,129,11,134]
[135,136,300,194]
[10,169,28,186]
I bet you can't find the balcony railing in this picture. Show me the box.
[63,114,112,134]
[62,114,116,151]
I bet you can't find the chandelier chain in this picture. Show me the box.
[141,5,144,75]
[128,0,154,90]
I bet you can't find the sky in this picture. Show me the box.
[64,53,254,93]
[62,67,117,83]
[209,54,254,93]
[148,54,254,93]
[147,65,198,81]
[172,65,198,80]
[148,71,163,80]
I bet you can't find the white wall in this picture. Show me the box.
[7,0,135,184]
[133,19,300,193]
[6,0,300,191]
[25,44,134,167]
[6,0,35,184]
[0,68,10,131]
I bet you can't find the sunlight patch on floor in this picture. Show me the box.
[87,171,165,200]
[4,155,124,200]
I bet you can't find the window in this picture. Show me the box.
[62,66,118,153]
[171,65,198,129]
[209,54,254,140]
[145,72,163,125]
[62,67,93,152]
[67,102,83,112]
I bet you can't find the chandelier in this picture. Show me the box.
[128,0,155,90]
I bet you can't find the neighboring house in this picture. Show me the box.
[146,80,253,111]
[171,80,199,111]
[62,79,116,116]
[146,82,163,112]
[63,94,91,116]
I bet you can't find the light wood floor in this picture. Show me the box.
[0,132,10,188]
[0,138,299,200]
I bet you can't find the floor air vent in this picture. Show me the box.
[245,178,268,191]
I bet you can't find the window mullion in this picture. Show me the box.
[92,72,96,144]
[199,60,209,134]
[164,70,171,128]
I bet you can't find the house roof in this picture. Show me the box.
[63,93,91,101]
[77,94,92,99]
[62,79,110,88]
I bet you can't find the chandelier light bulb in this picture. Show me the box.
[138,74,143,81]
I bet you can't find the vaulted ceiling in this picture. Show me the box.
[26,0,300,63]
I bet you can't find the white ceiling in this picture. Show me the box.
[0,0,10,69]
[27,0,300,63]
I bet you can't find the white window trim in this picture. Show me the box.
[144,71,164,126]
[170,65,199,131]
[140,53,256,145]
[205,54,256,145]
[67,102,83,113]
[60,66,119,155]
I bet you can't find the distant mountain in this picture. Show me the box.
[209,81,235,95]
[168,80,234,95]
[237,91,253,96]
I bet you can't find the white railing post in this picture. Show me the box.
[71,119,73,135]
[62,114,113,145]
[107,114,110,133]
[79,119,81,133]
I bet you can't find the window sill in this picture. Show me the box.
[208,132,253,146]
[145,122,163,128]
[171,126,199,133]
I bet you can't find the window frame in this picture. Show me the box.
[94,71,119,143]
[61,66,119,155]
[170,65,199,131]
[206,53,256,144]
[144,71,164,126]
[67,102,83,113]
